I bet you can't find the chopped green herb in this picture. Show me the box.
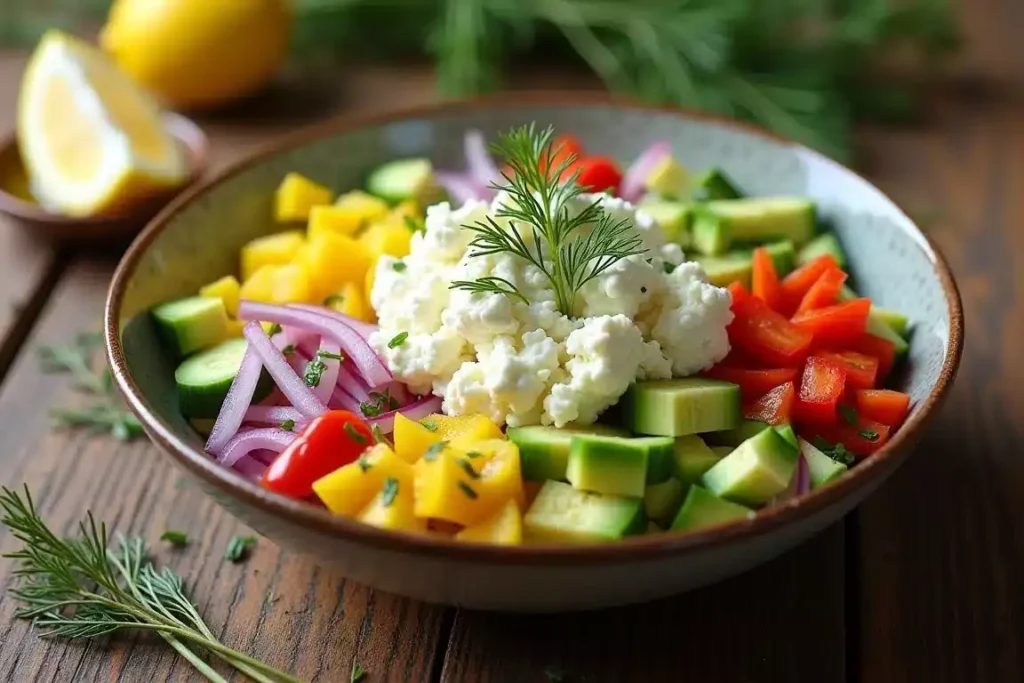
[360,389,400,418]
[303,359,328,387]
[224,536,257,563]
[344,422,369,444]
[280,419,296,432]
[813,437,855,466]
[351,663,367,683]
[281,344,296,356]
[371,424,391,447]
[859,429,880,441]
[388,331,409,349]
[465,450,483,459]
[457,458,481,479]
[403,215,424,234]
[392,260,407,272]
[661,262,675,275]
[457,481,479,499]
[267,323,283,336]
[324,294,344,307]
[423,441,447,461]
[317,350,344,361]
[357,455,373,473]
[839,404,859,426]
[420,419,438,432]
[160,530,189,547]
[381,478,400,507]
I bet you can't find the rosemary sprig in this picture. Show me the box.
[450,124,645,315]
[0,486,304,683]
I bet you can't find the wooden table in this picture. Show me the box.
[1,6,1023,678]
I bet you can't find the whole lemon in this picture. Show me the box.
[100,0,292,111]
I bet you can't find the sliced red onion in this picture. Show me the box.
[336,361,371,402]
[388,381,412,406]
[795,450,810,495]
[330,385,363,413]
[619,140,671,203]
[232,454,269,480]
[770,454,810,505]
[290,304,377,340]
[243,405,306,427]
[464,129,500,191]
[206,326,264,456]
[250,448,279,465]
[365,394,442,433]
[217,427,295,467]
[436,170,484,206]
[239,301,392,388]
[313,339,342,404]
[242,322,328,419]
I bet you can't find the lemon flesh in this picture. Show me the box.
[17,30,188,218]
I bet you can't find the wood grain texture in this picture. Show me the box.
[0,259,449,682]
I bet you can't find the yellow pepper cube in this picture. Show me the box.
[239,265,276,303]
[312,444,414,517]
[240,230,305,282]
[199,275,241,317]
[335,189,390,216]
[302,232,373,300]
[421,413,504,446]
[390,200,420,221]
[308,205,364,239]
[275,173,332,223]
[455,500,522,545]
[269,263,312,304]
[414,445,484,526]
[358,478,426,533]
[393,413,443,463]
[360,220,413,261]
[326,282,373,322]
[471,439,526,511]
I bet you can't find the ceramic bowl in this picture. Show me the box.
[0,113,208,244]
[105,94,963,613]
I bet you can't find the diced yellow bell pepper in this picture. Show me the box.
[302,231,373,301]
[238,265,275,303]
[455,500,522,545]
[414,440,523,526]
[391,200,420,221]
[326,282,373,322]
[312,444,414,517]
[199,276,241,317]
[358,478,426,533]
[275,173,332,223]
[359,220,413,261]
[335,189,391,218]
[224,318,246,338]
[393,413,442,463]
[240,230,305,282]
[270,263,311,303]
[471,439,526,511]
[421,413,504,446]
[308,205,363,239]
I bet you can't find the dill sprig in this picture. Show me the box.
[0,486,303,683]
[450,123,645,315]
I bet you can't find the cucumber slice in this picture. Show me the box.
[799,438,847,489]
[508,424,628,482]
[524,481,645,543]
[701,427,799,506]
[672,435,722,484]
[797,233,847,268]
[644,477,685,523]
[619,378,741,437]
[694,168,743,200]
[671,485,753,531]
[691,197,816,255]
[152,296,228,359]
[366,158,439,205]
[696,240,796,287]
[838,284,911,342]
[174,338,272,418]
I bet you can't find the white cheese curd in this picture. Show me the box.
[370,191,733,426]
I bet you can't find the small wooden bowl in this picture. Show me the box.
[0,113,208,244]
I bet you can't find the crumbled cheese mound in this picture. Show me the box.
[369,193,733,427]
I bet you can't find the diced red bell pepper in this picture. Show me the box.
[541,134,584,175]
[705,365,798,401]
[812,417,891,458]
[728,295,814,367]
[743,382,795,425]
[752,247,784,312]
[793,355,847,424]
[780,254,840,313]
[791,298,871,344]
[727,281,752,309]
[844,333,897,380]
[795,266,848,314]
[818,350,879,390]
[574,156,624,193]
[262,410,374,499]
[855,389,911,427]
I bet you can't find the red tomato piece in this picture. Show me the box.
[855,389,911,427]
[705,365,798,402]
[795,266,848,314]
[262,410,374,499]
[743,382,795,425]
[812,418,891,458]
[818,350,879,390]
[791,298,871,343]
[780,254,840,313]
[844,333,897,379]
[542,134,585,175]
[574,156,623,193]
[727,281,752,309]
[752,247,785,311]
[728,295,814,366]
[793,356,847,424]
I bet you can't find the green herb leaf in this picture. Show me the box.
[351,663,367,683]
[381,477,400,507]
[662,262,675,275]
[838,404,859,425]
[457,458,481,479]
[388,332,409,349]
[303,359,328,387]
[813,437,855,466]
[280,419,296,432]
[317,350,345,361]
[457,481,479,499]
[371,424,391,447]
[357,455,373,473]
[465,450,483,459]
[423,441,448,461]
[859,429,879,441]
[420,419,438,432]
[324,294,344,307]
[344,422,369,444]
[267,323,283,336]
[393,260,408,272]
[281,344,296,355]
[360,389,400,418]
[160,530,189,547]
[403,215,424,234]
[225,536,258,563]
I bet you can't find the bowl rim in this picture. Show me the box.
[105,92,964,566]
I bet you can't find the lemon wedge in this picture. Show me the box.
[17,30,188,218]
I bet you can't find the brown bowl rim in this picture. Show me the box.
[105,92,964,566]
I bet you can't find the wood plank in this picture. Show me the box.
[440,526,846,683]
[0,259,449,682]
[853,98,1024,681]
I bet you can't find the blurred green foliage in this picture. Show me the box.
[1,0,959,161]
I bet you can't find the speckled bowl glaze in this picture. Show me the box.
[106,94,963,613]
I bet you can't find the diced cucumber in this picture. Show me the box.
[152,296,229,359]
[620,378,741,437]
[799,438,847,489]
[671,435,722,484]
[774,424,798,449]
[524,481,645,543]
[797,232,847,268]
[366,158,439,206]
[705,419,770,448]
[643,477,685,524]
[866,313,910,355]
[671,485,754,532]
[639,200,692,245]
[701,427,799,506]
[871,308,910,337]
[566,434,649,497]
[693,168,742,200]
[696,240,796,287]
[508,424,627,482]
[174,338,273,418]
[692,198,816,256]
[839,284,911,342]
[638,436,675,484]
[644,156,691,198]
